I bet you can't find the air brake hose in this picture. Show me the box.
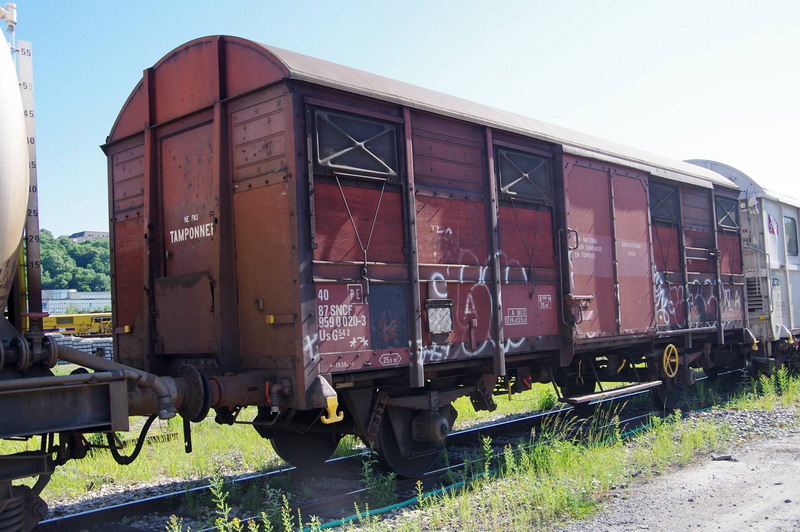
[107,414,157,465]
[53,344,177,419]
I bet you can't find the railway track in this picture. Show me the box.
[37,372,745,531]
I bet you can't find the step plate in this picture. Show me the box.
[561,380,663,405]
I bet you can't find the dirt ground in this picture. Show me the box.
[558,433,800,531]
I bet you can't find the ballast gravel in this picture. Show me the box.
[556,407,800,532]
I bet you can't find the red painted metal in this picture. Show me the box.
[612,174,654,333]
[416,197,488,265]
[103,35,748,414]
[500,283,558,339]
[108,218,145,365]
[564,160,616,338]
[564,159,655,338]
[652,225,687,330]
[159,123,216,277]
[718,229,745,327]
[315,283,371,354]
[152,40,219,124]
[411,111,486,197]
[314,183,404,264]
[498,205,554,265]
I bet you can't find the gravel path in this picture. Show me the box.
[558,408,800,532]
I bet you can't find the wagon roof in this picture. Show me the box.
[687,159,800,207]
[107,36,736,192]
[257,41,736,191]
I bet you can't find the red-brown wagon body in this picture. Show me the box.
[102,36,746,473]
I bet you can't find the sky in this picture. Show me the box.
[4,0,800,236]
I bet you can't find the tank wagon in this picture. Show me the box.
[100,35,751,476]
[0,27,28,313]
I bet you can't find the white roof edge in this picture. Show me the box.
[260,42,737,191]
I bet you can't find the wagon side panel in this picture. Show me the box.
[563,158,616,338]
[714,192,745,329]
[231,86,298,369]
[307,101,411,374]
[412,111,495,362]
[612,173,654,334]
[108,139,147,367]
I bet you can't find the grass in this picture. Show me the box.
[190,402,738,532]
[9,368,799,530]
[0,408,287,504]
[361,455,398,508]
[728,366,800,410]
[0,380,564,506]
[451,382,560,430]
[275,372,795,532]
[334,372,799,532]
[335,412,732,532]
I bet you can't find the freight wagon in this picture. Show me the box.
[100,36,750,476]
[688,160,800,373]
[6,30,785,531]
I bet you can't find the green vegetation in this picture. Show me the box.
[194,371,799,532]
[3,372,797,531]
[0,409,284,504]
[332,373,797,532]
[451,382,560,430]
[729,365,800,410]
[0,382,563,527]
[360,455,397,508]
[183,405,736,532]
[39,229,110,291]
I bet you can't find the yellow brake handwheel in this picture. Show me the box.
[662,344,679,378]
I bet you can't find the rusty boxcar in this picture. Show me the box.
[101,35,749,476]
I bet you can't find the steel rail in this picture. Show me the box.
[36,372,736,531]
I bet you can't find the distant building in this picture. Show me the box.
[66,231,109,243]
[42,290,111,313]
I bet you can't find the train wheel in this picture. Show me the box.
[376,407,443,478]
[648,360,679,410]
[270,430,342,469]
[649,378,679,410]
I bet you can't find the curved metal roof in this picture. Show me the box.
[687,159,800,207]
[256,41,737,191]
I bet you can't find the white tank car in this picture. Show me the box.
[0,30,28,310]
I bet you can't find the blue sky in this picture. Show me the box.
[5,0,800,236]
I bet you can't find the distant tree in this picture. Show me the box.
[39,230,110,291]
